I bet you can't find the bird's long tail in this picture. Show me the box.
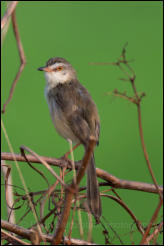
[86,154,102,223]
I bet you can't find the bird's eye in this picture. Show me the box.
[56,66,63,71]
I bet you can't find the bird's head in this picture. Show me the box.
[38,57,77,87]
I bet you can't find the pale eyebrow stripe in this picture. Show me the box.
[50,63,65,69]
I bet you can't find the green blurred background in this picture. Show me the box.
[1,1,163,244]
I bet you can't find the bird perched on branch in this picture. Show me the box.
[38,57,101,223]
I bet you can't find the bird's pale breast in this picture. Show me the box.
[45,86,79,143]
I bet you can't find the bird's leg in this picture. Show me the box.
[61,143,81,160]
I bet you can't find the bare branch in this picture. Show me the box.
[106,44,162,200]
[2,9,26,113]
[1,151,70,167]
[1,1,18,30]
[1,152,163,194]
[1,228,31,245]
[1,219,97,245]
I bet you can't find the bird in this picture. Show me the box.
[38,57,102,223]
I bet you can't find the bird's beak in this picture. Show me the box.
[38,66,51,72]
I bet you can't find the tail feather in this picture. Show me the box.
[87,155,101,223]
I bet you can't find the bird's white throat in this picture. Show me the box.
[44,62,77,92]
[44,70,70,90]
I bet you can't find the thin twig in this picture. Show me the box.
[140,199,163,245]
[1,2,11,45]
[1,1,18,29]
[40,180,59,220]
[52,137,96,245]
[102,216,124,245]
[1,228,31,245]
[1,162,15,223]
[87,212,93,243]
[20,145,71,191]
[68,139,84,239]
[137,104,163,199]
[107,89,139,104]
[20,148,50,187]
[1,120,45,243]
[102,194,144,235]
[145,221,163,245]
[2,9,26,113]
[129,75,162,199]
[107,45,162,200]
[68,198,77,240]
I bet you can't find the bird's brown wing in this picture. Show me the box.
[50,79,100,145]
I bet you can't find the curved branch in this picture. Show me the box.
[102,194,144,235]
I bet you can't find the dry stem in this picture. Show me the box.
[51,138,96,245]
[2,8,26,113]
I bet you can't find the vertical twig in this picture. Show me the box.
[87,212,93,242]
[137,103,162,199]
[68,139,84,239]
[1,161,15,224]
[2,8,26,113]
[1,120,45,243]
[1,1,18,29]
[52,137,96,245]
[107,45,162,199]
